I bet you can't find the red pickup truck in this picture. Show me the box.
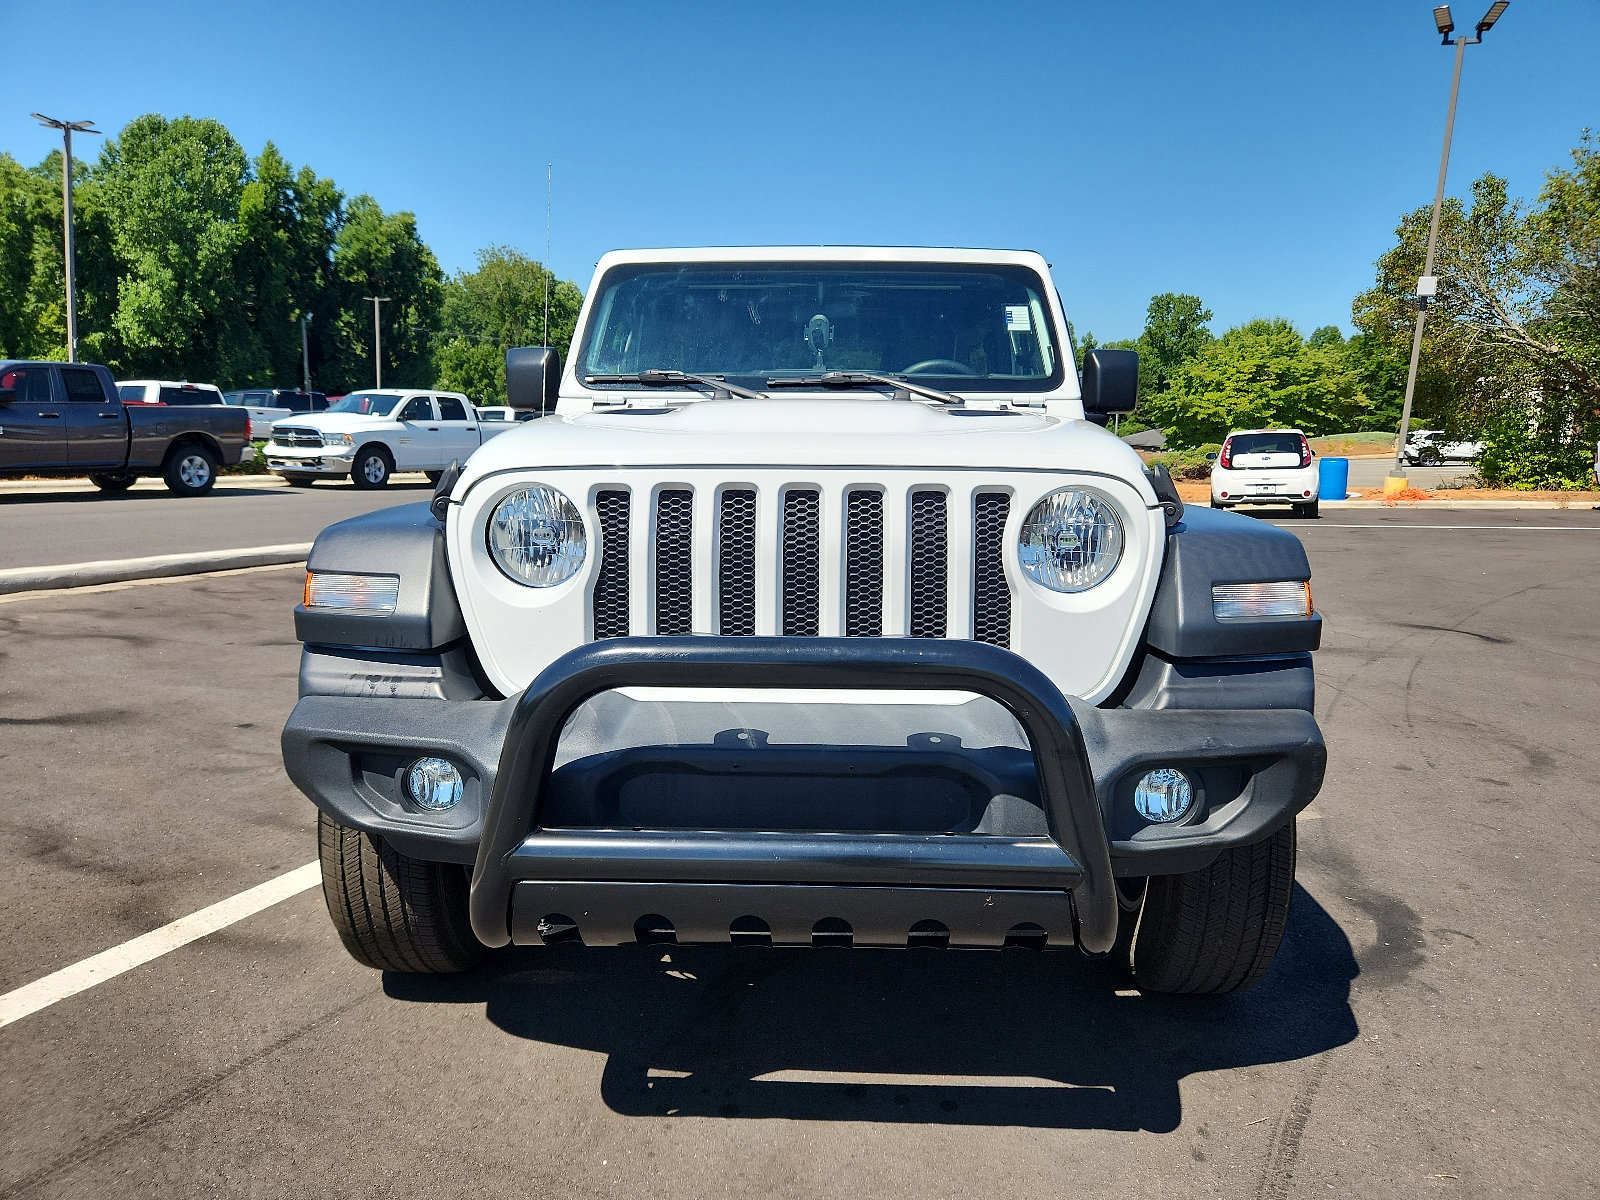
[0,360,249,496]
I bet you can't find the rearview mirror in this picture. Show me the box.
[506,346,561,413]
[1080,348,1138,416]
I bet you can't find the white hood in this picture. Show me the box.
[456,398,1158,505]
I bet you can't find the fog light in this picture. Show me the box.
[405,757,463,810]
[1134,768,1194,823]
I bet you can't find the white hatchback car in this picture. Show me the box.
[1210,428,1319,518]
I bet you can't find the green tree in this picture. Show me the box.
[1354,134,1600,485]
[1136,293,1213,401]
[325,196,444,391]
[233,143,342,386]
[1143,318,1362,446]
[93,114,253,380]
[434,245,583,404]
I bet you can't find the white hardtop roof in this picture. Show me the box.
[593,246,1052,270]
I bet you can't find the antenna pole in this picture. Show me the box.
[543,164,552,346]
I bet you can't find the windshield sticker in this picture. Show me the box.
[1005,305,1032,332]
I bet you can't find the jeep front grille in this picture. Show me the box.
[589,483,1013,645]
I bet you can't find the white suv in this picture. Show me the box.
[1210,429,1319,518]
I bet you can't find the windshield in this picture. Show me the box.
[1227,433,1304,456]
[324,392,400,417]
[577,262,1064,393]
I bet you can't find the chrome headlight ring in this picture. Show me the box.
[486,485,587,587]
[1016,487,1125,593]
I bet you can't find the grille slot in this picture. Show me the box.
[654,490,693,634]
[908,491,948,638]
[972,492,1011,647]
[843,490,884,637]
[781,490,821,636]
[592,490,631,639]
[273,426,322,448]
[717,489,757,635]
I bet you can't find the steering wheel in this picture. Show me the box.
[901,358,979,376]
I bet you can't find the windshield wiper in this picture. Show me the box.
[764,371,962,406]
[584,369,766,400]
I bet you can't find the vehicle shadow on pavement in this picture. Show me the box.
[384,883,1357,1132]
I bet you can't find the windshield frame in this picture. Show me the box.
[573,260,1068,395]
[323,391,401,417]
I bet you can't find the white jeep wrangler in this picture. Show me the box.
[283,248,1324,994]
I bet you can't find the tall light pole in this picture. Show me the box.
[31,113,102,363]
[300,312,314,392]
[362,296,390,388]
[1391,2,1511,482]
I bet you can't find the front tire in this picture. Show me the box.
[89,472,137,493]
[1294,499,1319,518]
[351,445,393,489]
[317,812,483,974]
[1124,821,1296,994]
[424,470,444,485]
[283,475,317,487]
[162,444,218,496]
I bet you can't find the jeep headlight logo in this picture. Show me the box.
[487,485,587,587]
[1018,488,1123,592]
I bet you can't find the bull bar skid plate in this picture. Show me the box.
[470,637,1120,955]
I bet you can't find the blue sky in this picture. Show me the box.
[4,0,1595,341]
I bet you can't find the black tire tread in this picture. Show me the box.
[1129,821,1295,994]
[317,811,481,973]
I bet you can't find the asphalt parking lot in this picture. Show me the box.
[0,476,433,570]
[1,509,1597,1198]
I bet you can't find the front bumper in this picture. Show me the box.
[264,444,354,477]
[282,638,1325,956]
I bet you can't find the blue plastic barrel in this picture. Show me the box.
[1317,456,1349,501]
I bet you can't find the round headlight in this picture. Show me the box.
[1017,488,1124,592]
[487,486,586,587]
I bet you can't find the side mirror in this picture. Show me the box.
[0,387,15,406]
[1081,348,1138,416]
[1205,452,1219,462]
[507,346,561,413]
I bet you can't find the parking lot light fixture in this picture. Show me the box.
[30,114,102,363]
[1390,3,1511,481]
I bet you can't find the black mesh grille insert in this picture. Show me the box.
[843,490,883,637]
[908,491,948,638]
[972,492,1011,648]
[718,489,757,636]
[654,490,693,635]
[592,490,631,639]
[781,490,821,636]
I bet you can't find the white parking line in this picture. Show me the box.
[0,861,320,1030]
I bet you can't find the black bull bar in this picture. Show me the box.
[470,637,1121,956]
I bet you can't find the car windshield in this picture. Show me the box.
[1227,433,1303,456]
[324,392,400,417]
[576,261,1064,393]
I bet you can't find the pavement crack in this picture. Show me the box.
[0,992,370,1199]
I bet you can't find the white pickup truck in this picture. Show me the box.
[283,247,1326,996]
[263,389,511,487]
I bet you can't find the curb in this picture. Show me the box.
[0,544,313,595]
[1322,499,1588,510]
